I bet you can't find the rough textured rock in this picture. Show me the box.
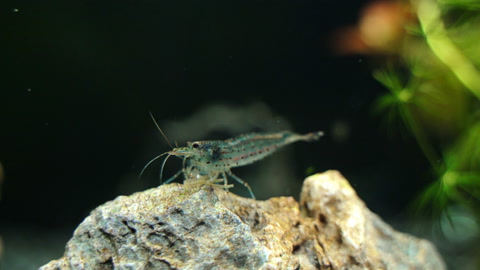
[40,170,445,270]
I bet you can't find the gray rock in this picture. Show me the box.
[40,170,445,270]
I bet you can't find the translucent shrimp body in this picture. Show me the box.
[165,130,324,198]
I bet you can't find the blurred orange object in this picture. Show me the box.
[331,1,414,55]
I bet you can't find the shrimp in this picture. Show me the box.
[141,128,324,199]
[140,112,324,199]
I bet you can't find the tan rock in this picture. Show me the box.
[40,170,445,270]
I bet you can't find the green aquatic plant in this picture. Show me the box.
[376,0,480,215]
[368,0,480,267]
[333,0,480,267]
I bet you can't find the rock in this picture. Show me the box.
[40,170,445,270]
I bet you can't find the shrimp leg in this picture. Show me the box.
[163,169,184,184]
[224,171,256,199]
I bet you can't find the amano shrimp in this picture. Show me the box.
[141,127,324,199]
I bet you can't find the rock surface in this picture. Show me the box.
[40,170,445,270]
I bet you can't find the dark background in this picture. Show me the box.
[1,0,431,268]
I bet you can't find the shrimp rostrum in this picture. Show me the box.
[141,130,324,199]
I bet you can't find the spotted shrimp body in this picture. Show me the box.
[180,131,323,169]
[140,130,324,199]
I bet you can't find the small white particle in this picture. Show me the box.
[13,8,19,12]
[27,88,31,92]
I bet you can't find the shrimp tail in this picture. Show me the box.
[303,131,324,142]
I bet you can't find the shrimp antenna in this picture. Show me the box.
[138,152,169,180]
[149,111,174,149]
[159,153,173,183]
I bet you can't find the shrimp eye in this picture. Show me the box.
[192,142,199,149]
